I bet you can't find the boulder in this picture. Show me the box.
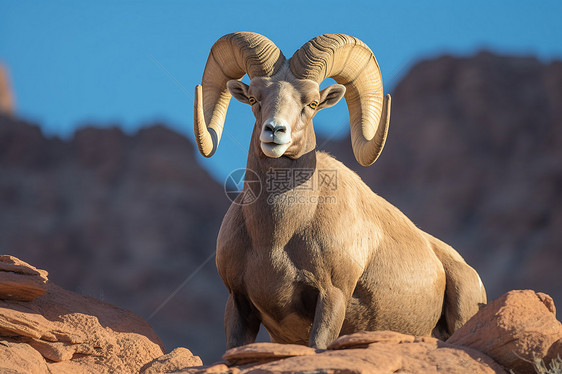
[141,347,203,373]
[328,330,417,349]
[223,342,316,366]
[0,255,48,301]
[448,290,562,374]
[0,256,166,373]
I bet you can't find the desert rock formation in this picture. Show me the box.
[0,256,206,373]
[1,259,560,372]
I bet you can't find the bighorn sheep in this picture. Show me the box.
[194,32,487,349]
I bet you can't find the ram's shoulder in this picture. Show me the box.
[316,150,369,187]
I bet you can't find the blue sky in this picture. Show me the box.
[1,1,561,180]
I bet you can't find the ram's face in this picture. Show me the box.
[228,77,345,159]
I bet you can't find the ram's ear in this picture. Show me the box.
[318,84,346,110]
[227,80,251,104]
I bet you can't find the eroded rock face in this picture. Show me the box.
[141,347,203,374]
[0,339,50,374]
[223,342,317,366]
[0,256,172,373]
[1,255,560,373]
[0,255,48,301]
[448,289,562,374]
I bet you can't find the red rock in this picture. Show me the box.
[328,330,416,350]
[26,338,77,362]
[187,331,504,373]
[537,291,556,315]
[0,255,49,278]
[223,342,316,365]
[141,347,203,373]
[547,339,562,361]
[0,272,48,302]
[0,257,165,373]
[247,335,505,374]
[0,255,48,301]
[448,290,562,374]
[250,348,401,373]
[0,339,50,374]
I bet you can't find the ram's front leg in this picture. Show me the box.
[309,287,347,348]
[225,293,261,350]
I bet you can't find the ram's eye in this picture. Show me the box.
[308,101,319,110]
[248,97,257,105]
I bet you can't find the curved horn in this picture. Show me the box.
[194,32,286,157]
[289,34,391,166]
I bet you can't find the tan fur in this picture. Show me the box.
[214,67,487,350]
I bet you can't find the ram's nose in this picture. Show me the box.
[260,119,291,144]
[264,121,287,135]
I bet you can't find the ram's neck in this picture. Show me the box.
[241,128,319,248]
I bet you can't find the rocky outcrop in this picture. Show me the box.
[181,332,506,373]
[448,290,562,374]
[0,64,14,115]
[0,339,50,374]
[0,256,197,374]
[141,347,203,374]
[164,290,561,374]
[1,259,560,373]
[0,255,48,301]
[223,343,317,366]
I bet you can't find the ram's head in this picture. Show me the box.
[194,32,391,166]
